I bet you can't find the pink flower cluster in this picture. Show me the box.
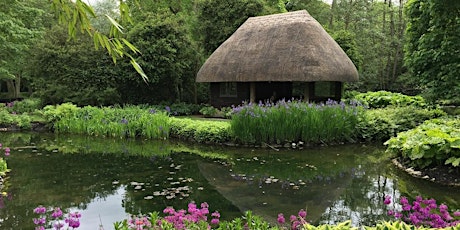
[277,209,308,229]
[385,195,460,228]
[162,202,220,229]
[33,205,81,230]
[0,143,10,156]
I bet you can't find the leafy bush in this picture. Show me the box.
[5,98,42,114]
[199,106,219,117]
[353,91,426,108]
[0,109,32,129]
[385,117,460,169]
[41,102,80,124]
[170,117,232,143]
[356,106,446,141]
[160,102,202,116]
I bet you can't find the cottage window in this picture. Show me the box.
[220,82,237,97]
[314,82,337,98]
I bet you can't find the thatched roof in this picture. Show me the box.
[196,10,358,83]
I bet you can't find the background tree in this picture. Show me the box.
[119,9,201,104]
[29,25,122,106]
[404,0,460,103]
[197,0,269,55]
[0,0,45,99]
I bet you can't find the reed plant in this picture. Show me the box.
[230,99,363,145]
[54,105,170,139]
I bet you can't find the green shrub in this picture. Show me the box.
[385,117,460,169]
[42,102,80,124]
[0,157,8,176]
[356,106,446,141]
[6,98,42,114]
[170,102,202,116]
[199,106,219,117]
[0,109,33,129]
[353,91,427,108]
[170,117,232,143]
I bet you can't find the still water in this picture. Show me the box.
[0,132,458,229]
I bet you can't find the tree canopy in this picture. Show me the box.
[404,0,460,103]
[1,0,458,105]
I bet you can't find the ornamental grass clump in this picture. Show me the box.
[384,195,460,228]
[52,104,170,139]
[230,99,363,145]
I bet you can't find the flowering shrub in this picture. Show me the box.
[33,205,81,230]
[114,202,220,230]
[384,195,460,228]
[277,209,308,229]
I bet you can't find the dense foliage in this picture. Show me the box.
[231,99,362,145]
[404,0,460,103]
[30,26,122,106]
[170,117,232,144]
[356,106,446,141]
[353,91,426,108]
[5,0,456,106]
[385,117,460,169]
[44,104,170,139]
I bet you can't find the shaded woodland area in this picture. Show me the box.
[0,0,458,106]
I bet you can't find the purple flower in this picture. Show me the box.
[298,209,307,218]
[387,210,394,216]
[210,218,219,225]
[454,211,460,217]
[277,213,285,224]
[0,143,2,149]
[409,213,420,226]
[200,202,209,209]
[34,206,47,214]
[384,195,391,205]
[51,207,63,219]
[163,207,175,215]
[35,226,45,230]
[290,215,297,222]
[165,106,171,113]
[33,217,46,225]
[65,217,80,228]
[149,109,156,114]
[53,221,64,229]
[120,118,128,124]
[291,220,301,229]
[211,211,220,219]
[400,196,409,205]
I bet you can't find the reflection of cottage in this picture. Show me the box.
[196,10,358,108]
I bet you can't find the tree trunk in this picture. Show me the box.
[328,0,338,29]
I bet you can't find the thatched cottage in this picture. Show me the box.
[196,10,358,107]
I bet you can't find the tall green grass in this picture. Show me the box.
[230,99,363,144]
[53,105,170,139]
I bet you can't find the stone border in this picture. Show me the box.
[391,158,460,187]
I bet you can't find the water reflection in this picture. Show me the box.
[0,132,458,229]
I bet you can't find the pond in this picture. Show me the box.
[0,132,459,229]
